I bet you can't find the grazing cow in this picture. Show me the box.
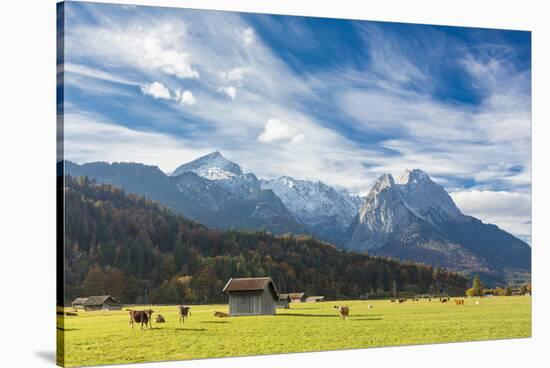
[334,305,350,320]
[454,299,465,306]
[156,314,166,323]
[128,309,154,329]
[178,305,191,323]
[367,304,374,309]
[440,298,448,303]
[398,298,406,304]
[214,311,229,318]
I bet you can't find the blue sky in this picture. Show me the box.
[60,1,532,242]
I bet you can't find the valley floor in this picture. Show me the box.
[57,296,531,367]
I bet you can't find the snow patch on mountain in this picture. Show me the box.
[261,175,363,229]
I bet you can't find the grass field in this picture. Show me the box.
[57,296,531,367]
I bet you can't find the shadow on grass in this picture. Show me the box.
[173,328,208,332]
[278,313,384,318]
[277,313,334,317]
[352,317,383,321]
[200,321,230,324]
[286,307,318,310]
[56,327,80,331]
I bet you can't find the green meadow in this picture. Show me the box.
[57,296,531,367]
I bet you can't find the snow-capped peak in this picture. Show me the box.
[395,168,430,185]
[170,151,243,178]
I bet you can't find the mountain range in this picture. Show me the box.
[345,169,531,284]
[62,151,531,284]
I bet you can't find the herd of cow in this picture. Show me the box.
[127,305,191,329]
[389,297,467,305]
[331,297,468,320]
[118,297,472,330]
[126,306,235,329]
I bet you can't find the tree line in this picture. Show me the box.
[61,176,469,305]
[466,275,531,297]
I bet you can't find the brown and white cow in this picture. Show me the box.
[128,309,154,329]
[334,305,350,320]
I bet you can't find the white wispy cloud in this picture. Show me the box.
[219,68,244,83]
[67,21,199,79]
[64,63,139,86]
[63,112,206,170]
[243,27,255,45]
[140,81,171,99]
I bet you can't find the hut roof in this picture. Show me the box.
[71,297,88,305]
[288,292,306,299]
[306,296,325,302]
[84,295,117,306]
[223,277,279,298]
[278,293,290,300]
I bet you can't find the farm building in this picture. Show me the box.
[288,292,306,303]
[223,277,279,316]
[83,295,122,311]
[276,293,290,309]
[306,296,325,303]
[71,297,88,309]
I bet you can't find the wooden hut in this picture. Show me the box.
[306,296,325,303]
[288,292,306,303]
[71,297,88,309]
[223,277,279,316]
[83,295,122,311]
[275,293,290,309]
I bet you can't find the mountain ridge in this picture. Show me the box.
[61,153,531,285]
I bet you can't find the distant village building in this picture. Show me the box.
[83,295,122,311]
[288,292,306,303]
[306,296,325,303]
[71,297,88,309]
[223,277,279,316]
[275,293,290,309]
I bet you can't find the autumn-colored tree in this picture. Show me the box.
[82,266,106,296]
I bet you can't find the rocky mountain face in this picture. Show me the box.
[344,169,531,282]
[261,176,362,244]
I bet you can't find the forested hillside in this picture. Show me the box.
[61,176,468,305]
